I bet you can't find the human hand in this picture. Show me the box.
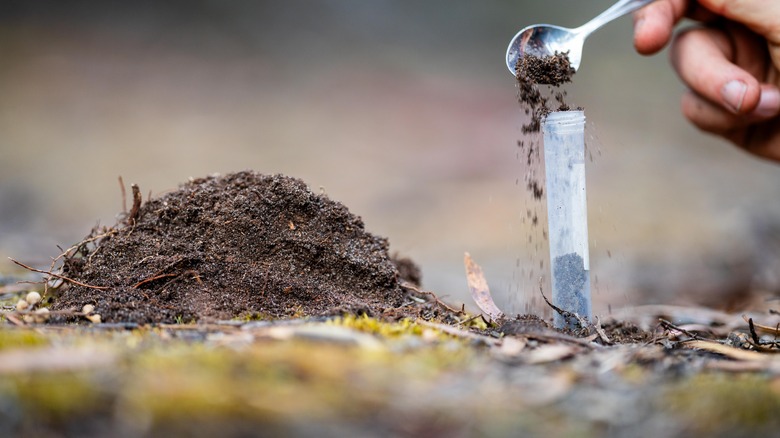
[633,0,780,161]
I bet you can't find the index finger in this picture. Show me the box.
[634,0,690,54]
[633,0,721,54]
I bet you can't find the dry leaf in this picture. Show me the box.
[524,344,577,365]
[464,252,504,321]
[742,315,780,335]
[491,336,528,361]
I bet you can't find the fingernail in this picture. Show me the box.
[721,80,748,113]
[754,88,780,118]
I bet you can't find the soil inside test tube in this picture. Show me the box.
[552,252,589,317]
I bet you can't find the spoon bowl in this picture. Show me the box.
[505,24,583,75]
[505,0,657,76]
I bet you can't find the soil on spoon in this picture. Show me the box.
[516,52,575,87]
[51,171,422,324]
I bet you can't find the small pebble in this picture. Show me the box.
[23,308,50,324]
[35,307,50,320]
[15,299,29,311]
[87,314,102,324]
[25,291,42,306]
[82,304,95,314]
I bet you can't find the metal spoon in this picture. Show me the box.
[505,0,657,75]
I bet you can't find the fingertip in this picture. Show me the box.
[721,77,762,115]
[752,86,780,119]
[634,18,670,54]
[671,27,763,116]
[632,1,679,54]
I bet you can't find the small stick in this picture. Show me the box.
[118,176,127,214]
[400,282,466,316]
[5,313,24,326]
[416,319,499,346]
[658,318,708,341]
[457,313,483,327]
[133,273,180,289]
[43,228,116,296]
[594,316,612,345]
[748,317,761,345]
[8,258,109,291]
[539,284,587,329]
[133,270,201,289]
[127,184,142,225]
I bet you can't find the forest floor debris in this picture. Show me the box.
[3,172,780,436]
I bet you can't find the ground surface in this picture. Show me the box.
[2,306,780,438]
[3,171,780,437]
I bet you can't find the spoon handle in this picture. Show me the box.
[574,0,657,38]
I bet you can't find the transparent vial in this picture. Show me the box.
[542,110,592,328]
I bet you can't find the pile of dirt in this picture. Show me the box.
[51,172,420,323]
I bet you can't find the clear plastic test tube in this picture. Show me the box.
[542,110,592,328]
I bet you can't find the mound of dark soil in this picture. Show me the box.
[52,172,420,323]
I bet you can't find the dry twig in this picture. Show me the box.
[133,270,202,289]
[658,318,711,341]
[594,316,612,345]
[127,184,142,225]
[119,175,127,214]
[416,319,499,346]
[539,284,588,330]
[8,258,108,291]
[400,282,466,317]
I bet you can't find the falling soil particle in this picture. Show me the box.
[51,172,421,323]
[515,51,576,134]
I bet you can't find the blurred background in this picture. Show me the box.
[2,0,779,316]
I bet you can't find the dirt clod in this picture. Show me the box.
[52,172,419,323]
[516,52,575,87]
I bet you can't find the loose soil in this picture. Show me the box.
[515,51,575,134]
[515,51,578,212]
[51,172,422,324]
[516,52,575,87]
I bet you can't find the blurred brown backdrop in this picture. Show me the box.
[2,1,779,315]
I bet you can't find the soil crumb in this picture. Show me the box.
[52,172,421,323]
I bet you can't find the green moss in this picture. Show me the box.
[7,372,109,420]
[329,314,425,337]
[0,329,48,350]
[666,373,780,433]
[234,312,272,322]
[120,341,380,421]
